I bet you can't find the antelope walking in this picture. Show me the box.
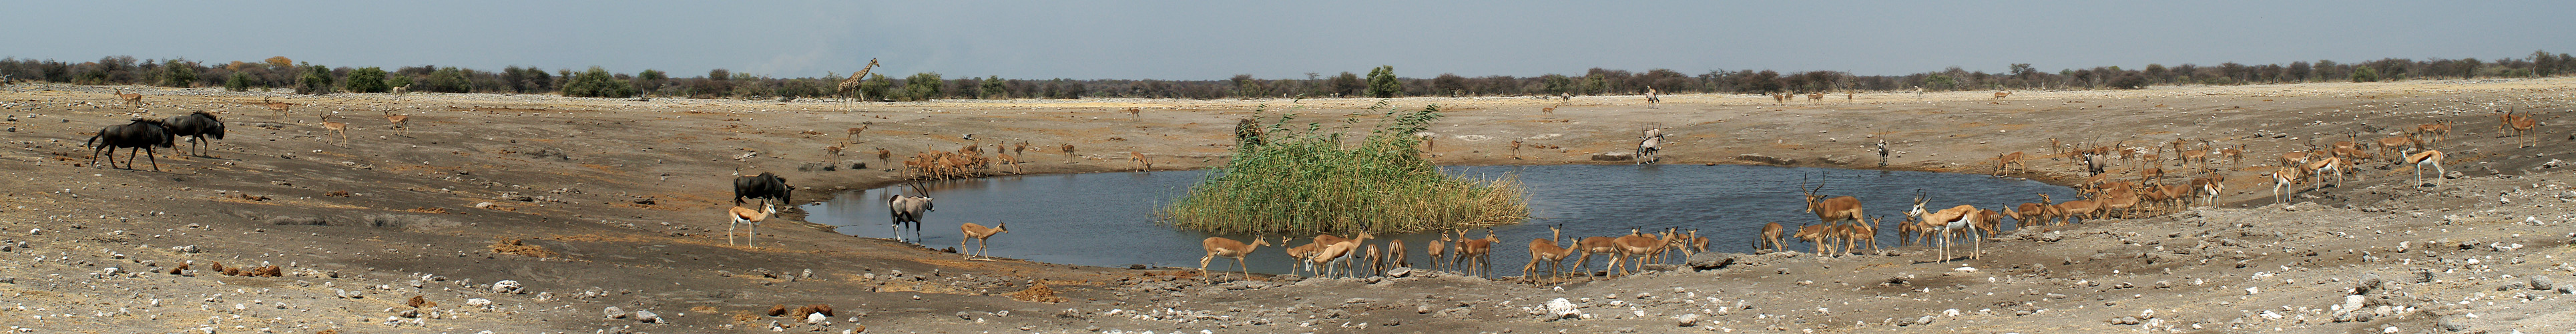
[382,110,412,137]
[959,222,1009,259]
[1198,236,1272,279]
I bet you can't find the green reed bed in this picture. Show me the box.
[1160,103,1529,235]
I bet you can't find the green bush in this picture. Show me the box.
[294,63,333,94]
[858,73,892,101]
[343,67,390,93]
[2109,73,2149,90]
[225,72,252,92]
[1365,65,1400,98]
[981,75,1007,99]
[1159,103,1528,234]
[2350,67,2380,82]
[386,74,413,90]
[903,72,943,101]
[161,59,196,88]
[561,67,636,98]
[421,67,471,93]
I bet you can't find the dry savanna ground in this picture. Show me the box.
[0,77,2571,333]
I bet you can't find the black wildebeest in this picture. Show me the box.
[887,194,934,244]
[87,118,175,171]
[733,172,793,206]
[162,111,225,157]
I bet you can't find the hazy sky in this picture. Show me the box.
[9,1,2571,80]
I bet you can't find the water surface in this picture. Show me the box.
[802,165,2077,277]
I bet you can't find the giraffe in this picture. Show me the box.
[836,59,882,103]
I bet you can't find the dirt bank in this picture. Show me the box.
[0,77,2570,333]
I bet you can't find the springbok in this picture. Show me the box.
[2268,166,2302,204]
[1130,152,1149,170]
[2406,150,2446,180]
[1906,192,1981,263]
[1198,236,1272,279]
[2304,156,2345,190]
[1992,91,2011,101]
[728,203,776,246]
[959,222,1008,259]
[2413,121,2451,143]
[1059,144,1076,162]
[2189,174,2226,207]
[847,124,868,144]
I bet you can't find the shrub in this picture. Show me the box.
[161,59,196,88]
[903,72,943,101]
[225,72,252,92]
[858,73,892,100]
[2108,73,2149,90]
[2350,67,2380,82]
[981,75,1007,99]
[386,74,413,90]
[1365,65,1400,98]
[343,67,390,93]
[294,63,333,94]
[560,67,636,98]
[1159,103,1528,234]
[421,67,471,93]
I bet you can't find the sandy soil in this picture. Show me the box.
[0,77,2571,333]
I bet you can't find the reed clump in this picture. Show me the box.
[1160,102,1528,235]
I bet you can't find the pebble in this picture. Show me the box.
[603,307,628,319]
[1543,298,1582,319]
[632,310,661,323]
[1676,313,1701,327]
[2532,276,2555,291]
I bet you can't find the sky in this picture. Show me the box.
[7,1,2571,81]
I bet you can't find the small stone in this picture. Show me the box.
[2531,276,2555,291]
[632,310,660,323]
[465,298,493,308]
[603,307,628,319]
[806,312,828,324]
[491,280,521,294]
[2111,316,2141,325]
[1676,313,1702,327]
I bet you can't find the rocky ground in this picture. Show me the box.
[0,77,2570,333]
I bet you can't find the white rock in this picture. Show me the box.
[491,280,522,294]
[465,298,493,308]
[806,312,828,324]
[1544,298,1583,319]
[1676,313,1702,327]
[633,310,661,323]
[2245,287,2260,295]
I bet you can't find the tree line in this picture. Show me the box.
[5,51,2570,100]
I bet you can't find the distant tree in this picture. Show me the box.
[263,56,293,69]
[561,66,636,98]
[2108,72,2149,90]
[634,69,667,96]
[902,72,943,101]
[225,72,252,92]
[343,67,390,93]
[1326,71,1362,97]
[2350,67,2380,82]
[983,75,1008,99]
[294,63,334,94]
[1539,74,1573,96]
[1364,66,1400,98]
[387,74,413,90]
[1431,73,1467,96]
[858,73,892,101]
[161,59,198,88]
[421,67,471,93]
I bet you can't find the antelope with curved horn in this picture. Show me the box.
[1800,175,1866,226]
[2268,166,2302,204]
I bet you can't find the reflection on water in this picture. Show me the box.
[802,165,2078,277]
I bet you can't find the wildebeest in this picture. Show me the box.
[732,172,792,206]
[162,111,225,157]
[887,194,935,243]
[87,118,175,171]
